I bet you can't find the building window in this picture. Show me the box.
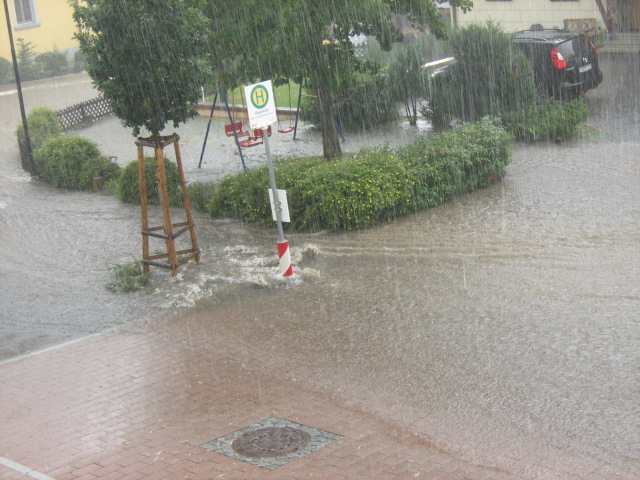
[14,0,39,29]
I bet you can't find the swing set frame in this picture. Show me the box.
[198,82,303,169]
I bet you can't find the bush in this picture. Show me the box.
[118,156,183,206]
[301,65,399,132]
[16,107,63,151]
[35,49,68,78]
[0,56,14,84]
[425,23,535,128]
[33,136,120,191]
[204,117,512,232]
[73,49,87,73]
[501,97,589,142]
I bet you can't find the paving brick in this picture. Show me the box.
[0,315,627,480]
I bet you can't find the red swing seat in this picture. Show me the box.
[224,121,249,137]
[238,126,272,148]
[277,126,295,134]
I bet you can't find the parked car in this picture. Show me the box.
[511,25,603,100]
[429,25,603,101]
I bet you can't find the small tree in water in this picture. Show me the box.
[72,0,212,139]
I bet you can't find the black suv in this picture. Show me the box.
[512,26,603,100]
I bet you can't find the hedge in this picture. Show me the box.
[198,117,512,232]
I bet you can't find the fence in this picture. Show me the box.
[56,96,112,131]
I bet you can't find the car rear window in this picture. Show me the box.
[556,36,591,60]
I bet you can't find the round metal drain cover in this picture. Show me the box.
[232,426,311,458]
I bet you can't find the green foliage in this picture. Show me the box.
[16,107,63,151]
[202,117,512,232]
[35,48,68,77]
[33,136,121,191]
[502,97,589,142]
[73,0,212,136]
[187,181,218,212]
[388,36,438,126]
[106,260,150,293]
[426,23,535,128]
[73,49,87,73]
[202,0,467,159]
[118,156,183,206]
[301,65,399,132]
[16,38,43,81]
[0,56,15,84]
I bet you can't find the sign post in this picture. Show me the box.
[244,80,293,277]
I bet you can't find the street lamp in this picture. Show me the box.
[3,0,35,175]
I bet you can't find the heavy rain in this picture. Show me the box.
[0,1,638,479]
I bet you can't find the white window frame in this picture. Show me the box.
[14,0,40,30]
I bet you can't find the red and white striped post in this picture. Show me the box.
[277,241,293,277]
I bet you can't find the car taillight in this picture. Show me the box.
[551,48,567,69]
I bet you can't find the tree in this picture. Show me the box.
[203,0,472,159]
[388,36,438,126]
[72,0,212,139]
[428,23,535,128]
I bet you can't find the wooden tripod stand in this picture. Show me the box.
[136,134,199,276]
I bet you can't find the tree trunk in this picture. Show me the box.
[317,81,342,160]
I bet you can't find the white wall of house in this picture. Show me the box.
[453,0,605,33]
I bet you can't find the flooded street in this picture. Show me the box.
[0,53,638,478]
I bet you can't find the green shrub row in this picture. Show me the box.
[197,117,512,232]
[501,97,589,142]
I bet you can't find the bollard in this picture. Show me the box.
[277,241,293,277]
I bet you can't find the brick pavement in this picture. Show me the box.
[0,314,587,480]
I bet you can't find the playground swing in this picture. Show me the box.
[238,125,272,148]
[276,83,297,134]
[224,88,249,138]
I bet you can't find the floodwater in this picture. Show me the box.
[0,54,638,477]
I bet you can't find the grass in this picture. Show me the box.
[106,260,150,293]
[207,81,307,108]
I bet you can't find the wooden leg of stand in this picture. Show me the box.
[173,139,200,263]
[138,144,150,274]
[155,145,178,276]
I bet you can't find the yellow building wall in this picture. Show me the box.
[1,0,78,60]
[454,0,606,33]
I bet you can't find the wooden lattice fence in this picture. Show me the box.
[56,96,112,131]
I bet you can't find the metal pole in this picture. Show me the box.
[222,89,247,170]
[292,83,303,140]
[198,91,217,168]
[264,132,285,243]
[3,0,34,175]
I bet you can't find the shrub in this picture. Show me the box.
[16,107,63,151]
[35,49,68,78]
[425,23,535,128]
[73,49,87,73]
[187,181,218,212]
[301,65,399,132]
[0,56,14,84]
[118,156,183,206]
[204,117,512,232]
[501,97,589,142]
[33,136,120,191]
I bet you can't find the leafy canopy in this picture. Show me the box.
[202,0,473,158]
[73,0,212,137]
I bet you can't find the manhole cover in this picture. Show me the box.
[202,416,342,470]
[232,426,311,458]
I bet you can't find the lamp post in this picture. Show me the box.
[3,0,35,175]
